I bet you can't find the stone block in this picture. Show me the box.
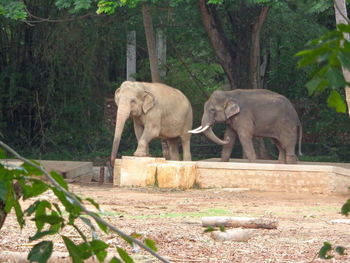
[119,156,166,187]
[113,159,122,186]
[156,162,197,189]
[1,159,94,183]
[39,160,94,183]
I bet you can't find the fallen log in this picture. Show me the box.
[211,228,253,242]
[202,216,278,229]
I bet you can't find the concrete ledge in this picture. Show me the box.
[156,162,197,189]
[196,160,350,194]
[113,157,350,194]
[115,156,166,187]
[1,159,94,182]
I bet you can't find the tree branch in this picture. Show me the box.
[0,141,170,263]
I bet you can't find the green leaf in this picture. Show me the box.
[204,226,216,233]
[13,199,25,228]
[319,242,333,259]
[0,181,7,202]
[29,230,57,241]
[338,51,350,70]
[305,76,330,95]
[90,239,109,252]
[341,199,350,216]
[296,47,330,67]
[27,241,53,263]
[62,236,83,263]
[25,200,40,216]
[96,250,108,262]
[327,90,347,113]
[335,246,346,255]
[50,171,68,190]
[92,212,108,234]
[0,149,6,159]
[337,24,350,34]
[325,67,346,89]
[22,179,49,200]
[22,161,43,176]
[109,257,122,263]
[35,215,64,225]
[85,197,100,210]
[35,200,52,231]
[219,225,226,232]
[117,247,134,263]
[144,238,158,252]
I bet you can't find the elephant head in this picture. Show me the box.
[189,90,239,145]
[111,81,155,165]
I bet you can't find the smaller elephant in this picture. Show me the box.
[189,89,302,164]
[111,81,193,165]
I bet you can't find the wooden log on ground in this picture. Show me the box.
[202,216,278,229]
[211,228,253,242]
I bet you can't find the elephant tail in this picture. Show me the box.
[298,123,303,156]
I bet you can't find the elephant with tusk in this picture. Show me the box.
[189,89,302,164]
[111,81,193,166]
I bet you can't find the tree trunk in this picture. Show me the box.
[198,0,236,89]
[249,6,269,90]
[248,6,270,159]
[156,28,167,78]
[334,0,350,116]
[126,31,136,81]
[142,4,161,83]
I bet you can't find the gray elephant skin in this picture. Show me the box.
[190,89,302,164]
[111,81,193,165]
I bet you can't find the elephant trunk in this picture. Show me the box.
[203,126,230,145]
[111,102,130,166]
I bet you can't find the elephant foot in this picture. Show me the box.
[133,150,148,157]
[286,154,297,164]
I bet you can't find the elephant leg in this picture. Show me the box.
[274,139,286,164]
[161,139,171,160]
[134,126,160,157]
[168,138,180,161]
[180,133,191,161]
[237,132,256,162]
[279,136,297,164]
[221,128,236,162]
[285,146,297,164]
[133,120,149,155]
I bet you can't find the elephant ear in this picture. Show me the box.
[225,100,240,119]
[114,87,121,106]
[143,91,155,113]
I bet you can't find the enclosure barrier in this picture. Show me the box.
[113,156,350,194]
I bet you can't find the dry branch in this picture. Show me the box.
[202,216,278,229]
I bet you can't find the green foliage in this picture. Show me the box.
[0,143,166,263]
[0,0,26,19]
[319,242,346,260]
[296,24,350,113]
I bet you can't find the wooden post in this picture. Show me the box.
[99,167,105,185]
[126,31,136,81]
[156,28,167,78]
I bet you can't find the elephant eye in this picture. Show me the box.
[130,99,136,104]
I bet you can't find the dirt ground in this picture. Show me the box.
[1,183,350,263]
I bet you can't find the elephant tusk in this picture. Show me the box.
[189,126,203,132]
[188,125,210,134]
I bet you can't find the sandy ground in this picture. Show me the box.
[1,183,350,263]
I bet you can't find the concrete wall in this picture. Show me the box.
[113,157,350,194]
